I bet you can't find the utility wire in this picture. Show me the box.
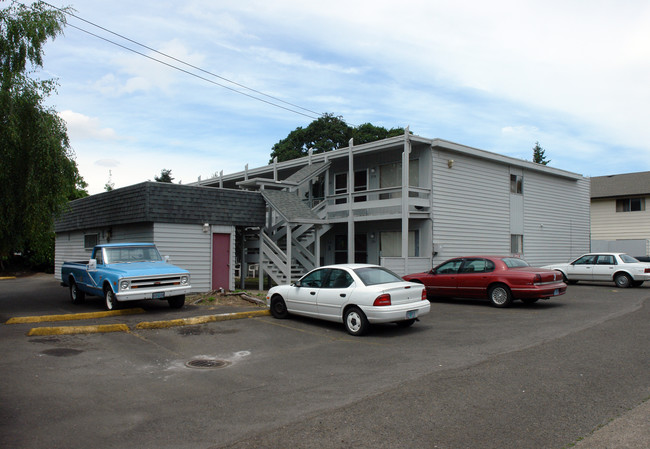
[42,1,324,120]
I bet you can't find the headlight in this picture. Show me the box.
[181,276,189,285]
[119,280,130,291]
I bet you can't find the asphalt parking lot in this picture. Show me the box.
[1,274,649,449]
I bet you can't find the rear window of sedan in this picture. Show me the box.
[502,258,531,268]
[354,267,404,286]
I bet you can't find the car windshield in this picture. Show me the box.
[354,266,403,286]
[502,257,531,268]
[620,254,639,263]
[104,246,162,264]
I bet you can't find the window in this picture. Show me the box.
[299,269,328,288]
[460,259,495,273]
[334,173,347,204]
[84,233,98,249]
[354,169,368,202]
[379,160,420,199]
[323,269,353,289]
[596,255,616,265]
[510,174,523,194]
[510,234,523,254]
[434,259,463,274]
[616,198,645,212]
[380,231,418,257]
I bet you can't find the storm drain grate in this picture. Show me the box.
[185,359,231,369]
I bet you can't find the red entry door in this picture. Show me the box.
[212,233,230,290]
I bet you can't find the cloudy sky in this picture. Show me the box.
[35,0,650,194]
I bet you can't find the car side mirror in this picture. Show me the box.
[88,259,97,271]
[294,281,302,288]
[164,255,170,263]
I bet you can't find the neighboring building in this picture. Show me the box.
[54,182,266,292]
[199,132,590,285]
[590,171,650,257]
[54,133,591,293]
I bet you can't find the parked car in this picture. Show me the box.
[542,253,650,288]
[403,256,566,307]
[266,264,430,336]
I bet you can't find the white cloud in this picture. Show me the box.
[59,110,119,141]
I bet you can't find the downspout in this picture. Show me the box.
[402,127,411,274]
[348,138,355,263]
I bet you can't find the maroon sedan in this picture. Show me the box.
[403,256,567,307]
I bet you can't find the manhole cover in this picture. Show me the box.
[185,359,230,369]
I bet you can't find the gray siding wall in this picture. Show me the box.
[54,224,154,281]
[522,170,590,265]
[152,222,215,293]
[431,149,511,263]
[431,148,590,266]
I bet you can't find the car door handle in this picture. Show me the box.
[310,291,316,295]
[340,294,346,298]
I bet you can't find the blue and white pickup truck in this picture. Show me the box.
[61,243,191,310]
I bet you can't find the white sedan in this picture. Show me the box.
[543,253,650,288]
[266,264,430,336]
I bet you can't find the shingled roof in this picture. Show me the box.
[261,190,323,223]
[590,171,650,199]
[55,182,266,232]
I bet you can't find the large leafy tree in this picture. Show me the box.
[0,1,84,268]
[154,168,174,183]
[270,113,406,162]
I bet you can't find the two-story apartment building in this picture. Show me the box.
[198,131,590,288]
[54,132,591,293]
[590,171,650,257]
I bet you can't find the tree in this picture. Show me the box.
[154,168,174,183]
[0,1,83,269]
[104,170,115,191]
[269,113,406,162]
[532,141,550,165]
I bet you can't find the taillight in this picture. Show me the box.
[421,289,427,300]
[533,274,542,284]
[373,294,391,306]
[645,268,650,274]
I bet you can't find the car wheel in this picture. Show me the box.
[69,281,85,304]
[488,284,513,308]
[614,273,632,288]
[168,295,185,309]
[396,319,416,328]
[270,296,289,319]
[521,298,539,305]
[344,306,369,336]
[104,287,119,310]
[632,281,644,287]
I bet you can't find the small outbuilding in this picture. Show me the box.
[54,182,266,292]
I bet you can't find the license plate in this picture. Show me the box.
[152,292,165,299]
[554,289,559,296]
[406,310,417,319]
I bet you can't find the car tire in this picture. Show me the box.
[270,296,289,319]
[396,318,416,328]
[614,273,632,288]
[521,298,539,305]
[344,306,369,336]
[488,284,513,308]
[168,295,185,309]
[69,281,85,304]
[104,287,119,310]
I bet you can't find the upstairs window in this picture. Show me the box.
[510,174,523,194]
[616,198,645,212]
[84,233,98,249]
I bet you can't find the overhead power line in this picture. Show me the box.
[41,1,324,120]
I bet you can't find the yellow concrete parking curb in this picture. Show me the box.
[6,308,146,324]
[24,309,270,336]
[0,276,17,280]
[135,309,271,329]
[28,324,130,336]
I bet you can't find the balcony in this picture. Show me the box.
[320,186,431,222]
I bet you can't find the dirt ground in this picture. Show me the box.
[186,290,268,308]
